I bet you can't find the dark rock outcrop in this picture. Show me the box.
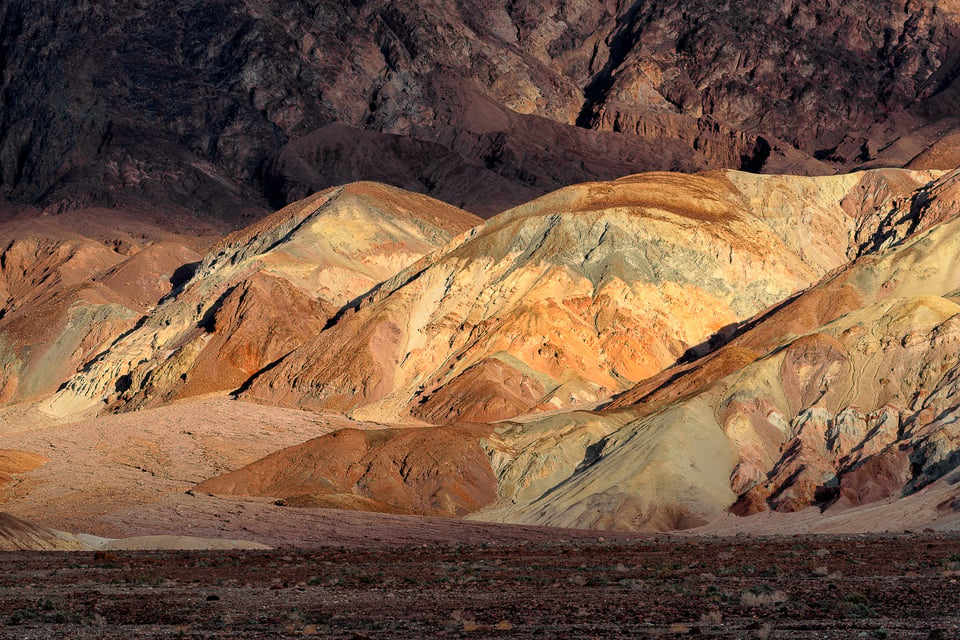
[2,1,959,221]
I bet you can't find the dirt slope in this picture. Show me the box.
[471,168,960,530]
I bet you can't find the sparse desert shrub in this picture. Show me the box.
[838,592,876,618]
[845,602,876,618]
[942,553,960,572]
[698,609,722,626]
[740,585,788,607]
[703,584,723,600]
[7,599,81,625]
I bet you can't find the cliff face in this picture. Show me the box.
[2,0,958,221]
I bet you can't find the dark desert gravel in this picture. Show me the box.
[1,533,959,638]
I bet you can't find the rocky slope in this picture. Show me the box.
[3,0,960,221]
[0,208,218,406]
[241,169,935,423]
[40,183,479,418]
[189,168,960,532]
[474,167,960,530]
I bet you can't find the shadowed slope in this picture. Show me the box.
[0,209,215,406]
[4,0,960,221]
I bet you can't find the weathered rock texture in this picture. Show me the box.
[2,0,960,220]
[0,208,216,405]
[465,167,960,530]
[242,169,935,423]
[41,183,479,417]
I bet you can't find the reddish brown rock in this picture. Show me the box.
[412,358,546,425]
[196,424,497,517]
[0,449,46,488]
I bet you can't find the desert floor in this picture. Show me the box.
[2,532,959,639]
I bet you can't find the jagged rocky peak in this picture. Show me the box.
[2,0,960,223]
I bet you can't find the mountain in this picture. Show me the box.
[5,167,960,535]
[8,0,960,547]
[0,207,217,406]
[3,0,960,222]
[477,167,960,529]
[191,168,960,531]
[241,169,935,423]
[39,183,479,418]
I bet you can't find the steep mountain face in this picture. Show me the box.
[577,0,960,168]
[2,0,958,221]
[41,183,479,418]
[241,169,935,423]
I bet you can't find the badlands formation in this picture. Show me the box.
[6,0,960,549]
[4,165,960,545]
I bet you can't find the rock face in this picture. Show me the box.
[2,0,959,220]
[42,183,479,417]
[242,169,933,423]
[576,0,960,170]
[38,170,934,426]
